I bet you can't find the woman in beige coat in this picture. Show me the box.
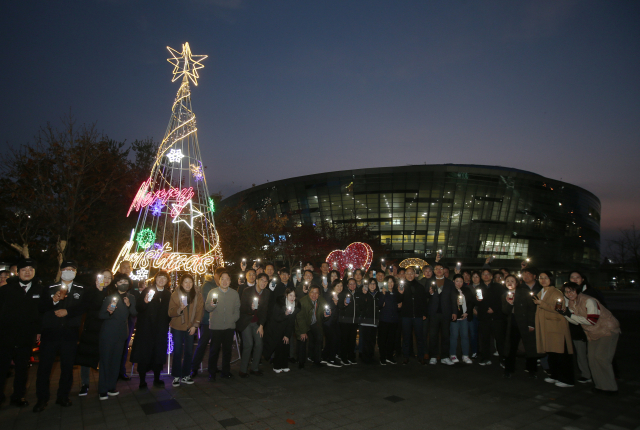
[533,271,574,388]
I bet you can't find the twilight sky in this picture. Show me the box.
[2,1,639,249]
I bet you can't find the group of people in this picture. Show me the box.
[0,256,621,414]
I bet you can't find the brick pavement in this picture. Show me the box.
[1,292,639,430]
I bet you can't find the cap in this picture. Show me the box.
[17,258,37,271]
[60,260,78,270]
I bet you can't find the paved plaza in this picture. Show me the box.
[1,291,639,430]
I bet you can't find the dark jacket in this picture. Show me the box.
[99,291,137,338]
[338,288,364,324]
[453,286,477,321]
[268,280,293,316]
[397,279,429,318]
[322,287,339,326]
[360,290,381,326]
[237,286,270,333]
[378,288,400,323]
[39,281,91,341]
[130,286,172,365]
[502,285,540,357]
[0,277,44,348]
[295,294,329,337]
[263,295,299,359]
[75,286,108,368]
[426,278,458,318]
[475,282,507,321]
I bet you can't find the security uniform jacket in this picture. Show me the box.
[237,285,270,333]
[0,276,44,348]
[39,281,90,341]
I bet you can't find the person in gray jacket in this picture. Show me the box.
[204,271,240,381]
[98,274,137,400]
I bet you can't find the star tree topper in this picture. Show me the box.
[167,42,207,86]
[172,200,203,229]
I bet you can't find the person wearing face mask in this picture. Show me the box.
[168,274,204,387]
[0,258,43,408]
[34,261,90,412]
[130,271,172,389]
[97,274,138,400]
[75,269,112,397]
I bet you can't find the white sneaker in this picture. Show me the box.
[493,351,499,356]
[479,360,492,366]
[429,358,437,365]
[181,376,194,385]
[462,356,473,364]
[273,368,282,374]
[441,358,454,365]
[172,377,180,387]
[99,393,108,400]
[450,356,459,363]
[282,368,290,373]
[555,381,574,388]
[544,377,557,384]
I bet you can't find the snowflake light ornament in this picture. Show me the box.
[167,149,184,163]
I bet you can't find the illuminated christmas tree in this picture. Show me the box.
[112,42,223,278]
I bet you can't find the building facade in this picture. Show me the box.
[220,164,600,271]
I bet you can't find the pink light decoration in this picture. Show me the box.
[325,242,374,278]
[127,178,195,217]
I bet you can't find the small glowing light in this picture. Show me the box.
[167,149,185,163]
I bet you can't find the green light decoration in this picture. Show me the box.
[208,197,215,213]
[136,228,156,249]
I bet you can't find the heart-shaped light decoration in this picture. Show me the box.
[325,242,374,278]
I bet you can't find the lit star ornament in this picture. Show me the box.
[167,42,207,86]
[167,149,184,163]
[172,199,203,229]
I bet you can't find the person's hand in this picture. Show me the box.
[52,291,63,302]
[397,303,402,309]
[485,257,491,265]
[381,261,387,271]
[473,308,477,316]
[241,260,247,271]
[95,279,104,291]
[461,313,468,320]
[36,334,41,342]
[556,307,571,317]
[188,327,196,336]
[300,333,308,341]
[54,309,68,318]
[429,286,434,295]
[422,316,426,320]
[333,297,338,305]
[476,298,483,302]
[532,298,541,305]
[487,307,494,314]
[455,267,461,275]
[506,295,514,305]
[381,288,386,295]
[528,327,534,332]
[210,301,217,309]
[451,314,457,322]
[123,297,130,307]
[435,254,441,263]
[303,285,309,294]
[326,309,331,317]
[283,336,289,344]
[257,325,264,338]
[521,260,527,270]
[144,293,150,303]
[179,302,187,312]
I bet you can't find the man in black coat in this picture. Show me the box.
[397,267,429,365]
[0,258,43,408]
[33,260,90,412]
[426,263,458,365]
[476,268,508,366]
[116,260,139,380]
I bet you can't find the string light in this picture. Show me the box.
[172,199,203,229]
[136,228,156,249]
[127,177,195,217]
[208,197,215,213]
[150,200,164,216]
[167,42,207,86]
[326,242,373,277]
[166,148,185,163]
[112,241,218,275]
[399,258,429,270]
[190,161,204,181]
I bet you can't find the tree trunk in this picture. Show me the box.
[55,239,67,282]
[10,243,29,258]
